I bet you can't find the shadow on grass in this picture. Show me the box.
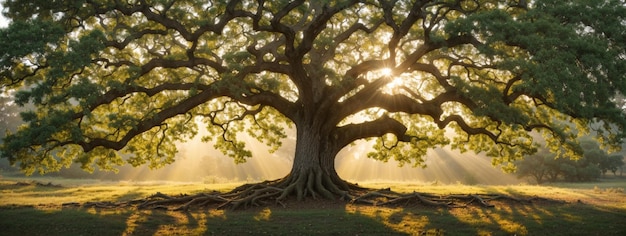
[123,205,411,235]
[1,199,625,236]
[1,179,625,235]
[0,206,130,235]
[346,200,626,235]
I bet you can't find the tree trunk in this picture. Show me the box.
[276,123,349,201]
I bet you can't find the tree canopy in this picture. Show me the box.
[1,0,626,204]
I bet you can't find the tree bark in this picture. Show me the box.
[276,122,349,201]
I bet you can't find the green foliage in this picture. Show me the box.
[600,154,625,176]
[0,0,624,178]
[245,107,291,154]
[448,0,626,139]
[368,114,449,167]
[0,20,65,86]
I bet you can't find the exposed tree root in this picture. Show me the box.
[61,179,562,211]
[350,191,564,208]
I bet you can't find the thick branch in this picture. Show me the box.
[71,83,208,120]
[269,0,303,58]
[237,90,298,121]
[327,32,481,123]
[334,92,446,128]
[297,0,359,58]
[333,115,411,150]
[77,87,227,152]
[438,115,497,139]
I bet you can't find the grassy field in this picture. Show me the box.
[0,175,625,235]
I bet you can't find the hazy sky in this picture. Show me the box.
[0,3,8,28]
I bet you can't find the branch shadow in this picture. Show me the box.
[2,179,626,236]
[345,198,626,235]
[2,198,626,236]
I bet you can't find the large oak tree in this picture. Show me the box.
[1,0,625,205]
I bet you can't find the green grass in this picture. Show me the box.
[1,176,625,235]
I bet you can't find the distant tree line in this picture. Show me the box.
[516,137,625,184]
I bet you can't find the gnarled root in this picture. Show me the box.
[62,179,556,211]
[63,170,356,211]
[352,190,556,208]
